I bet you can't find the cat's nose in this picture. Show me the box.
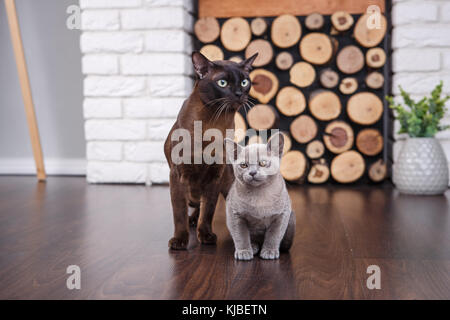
[235,90,243,97]
[249,170,257,177]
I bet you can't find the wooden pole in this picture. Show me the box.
[5,0,46,181]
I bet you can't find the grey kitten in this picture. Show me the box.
[224,132,295,260]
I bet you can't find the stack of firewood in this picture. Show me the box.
[194,11,388,184]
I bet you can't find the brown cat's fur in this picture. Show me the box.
[164,52,257,250]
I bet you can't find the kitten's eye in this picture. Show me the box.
[259,160,267,167]
[217,79,228,87]
[241,79,249,87]
[240,162,248,168]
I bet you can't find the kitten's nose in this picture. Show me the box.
[249,170,257,177]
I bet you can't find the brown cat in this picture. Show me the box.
[164,52,257,250]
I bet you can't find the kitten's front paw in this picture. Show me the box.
[234,249,253,261]
[260,248,280,260]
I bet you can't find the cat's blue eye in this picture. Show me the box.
[240,162,248,168]
[217,79,228,87]
[259,160,267,167]
[241,79,249,87]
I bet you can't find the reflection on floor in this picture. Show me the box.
[0,176,449,299]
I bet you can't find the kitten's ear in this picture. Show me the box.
[192,51,212,79]
[224,138,243,162]
[267,132,284,158]
[239,53,258,72]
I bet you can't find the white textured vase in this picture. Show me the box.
[394,138,449,195]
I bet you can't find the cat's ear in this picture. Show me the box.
[267,132,284,158]
[224,138,243,162]
[192,51,212,79]
[239,53,258,72]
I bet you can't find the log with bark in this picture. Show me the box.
[271,14,302,48]
[319,68,339,89]
[247,104,278,130]
[356,128,384,156]
[250,17,267,36]
[245,39,273,67]
[347,92,383,125]
[305,13,324,31]
[331,150,365,183]
[366,47,386,68]
[339,77,358,95]
[299,33,333,65]
[275,51,294,70]
[280,150,307,183]
[249,69,279,104]
[194,17,220,43]
[290,115,317,144]
[306,140,325,159]
[354,13,387,48]
[365,72,384,89]
[234,112,247,142]
[309,90,341,121]
[331,11,354,32]
[308,158,330,184]
[290,61,316,88]
[368,159,387,182]
[220,17,252,51]
[276,86,306,116]
[199,44,224,61]
[323,121,354,154]
[336,45,364,74]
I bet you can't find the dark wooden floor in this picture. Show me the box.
[0,176,449,299]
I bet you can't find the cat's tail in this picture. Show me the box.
[280,210,296,252]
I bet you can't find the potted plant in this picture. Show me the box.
[387,81,449,195]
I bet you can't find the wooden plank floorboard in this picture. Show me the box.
[0,176,449,299]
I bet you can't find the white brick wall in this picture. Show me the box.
[392,0,450,183]
[80,0,193,184]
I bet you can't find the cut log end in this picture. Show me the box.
[271,14,302,48]
[309,90,342,121]
[290,62,316,88]
[305,13,324,30]
[323,121,354,154]
[234,112,247,143]
[281,132,292,155]
[276,86,306,116]
[194,17,220,43]
[354,13,387,48]
[320,69,339,89]
[331,150,365,183]
[221,17,251,52]
[299,32,333,65]
[336,45,364,74]
[366,47,386,68]
[339,77,358,95]
[308,160,330,184]
[306,140,325,159]
[249,69,279,104]
[275,51,294,70]
[366,72,384,89]
[199,44,224,61]
[250,17,267,36]
[290,115,317,144]
[347,92,383,125]
[356,128,384,156]
[331,11,354,32]
[281,150,307,183]
[245,39,273,67]
[247,104,278,130]
[369,159,387,182]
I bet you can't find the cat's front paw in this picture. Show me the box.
[234,249,253,261]
[260,248,280,260]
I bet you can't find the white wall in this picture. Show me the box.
[392,0,450,182]
[0,0,85,175]
[80,0,194,184]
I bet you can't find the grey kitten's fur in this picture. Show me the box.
[224,132,295,260]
